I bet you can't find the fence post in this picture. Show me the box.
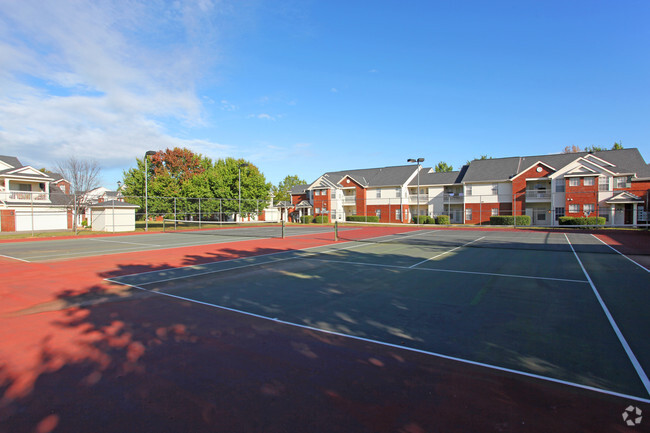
[199,198,202,228]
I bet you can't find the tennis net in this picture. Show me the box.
[163,219,286,239]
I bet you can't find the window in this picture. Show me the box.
[466,185,472,196]
[375,209,381,219]
[395,209,402,221]
[584,177,595,186]
[569,204,579,213]
[404,208,409,220]
[315,207,320,214]
[569,178,579,187]
[395,187,401,198]
[376,189,381,198]
[492,184,498,195]
[616,176,630,188]
[599,177,609,191]
[491,208,498,217]
[556,181,565,193]
[465,208,472,220]
[555,207,565,221]
[583,204,595,215]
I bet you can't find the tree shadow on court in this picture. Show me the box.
[0,245,644,433]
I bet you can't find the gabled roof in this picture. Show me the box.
[410,166,467,186]
[462,148,650,182]
[309,165,417,189]
[0,155,22,170]
[605,191,644,204]
[290,184,308,195]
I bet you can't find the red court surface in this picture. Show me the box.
[1,229,649,433]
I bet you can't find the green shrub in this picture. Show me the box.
[412,215,434,224]
[313,215,329,223]
[490,215,531,226]
[559,216,605,226]
[435,215,450,225]
[346,215,380,223]
[300,215,314,224]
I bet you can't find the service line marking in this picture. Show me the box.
[565,233,650,397]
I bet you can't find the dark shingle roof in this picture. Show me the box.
[290,184,308,195]
[0,155,22,168]
[462,148,650,182]
[311,165,417,188]
[410,165,468,186]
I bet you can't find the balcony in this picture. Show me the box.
[342,195,356,203]
[408,194,429,204]
[443,193,464,202]
[4,192,49,202]
[525,189,551,201]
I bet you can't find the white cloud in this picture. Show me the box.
[330,87,338,93]
[0,0,230,172]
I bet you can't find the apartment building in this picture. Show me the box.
[0,155,72,231]
[290,148,650,226]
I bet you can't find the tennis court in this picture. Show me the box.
[106,225,650,402]
[2,223,649,432]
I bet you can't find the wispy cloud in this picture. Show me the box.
[330,87,338,93]
[0,0,230,170]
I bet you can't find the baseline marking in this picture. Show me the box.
[0,254,31,263]
[110,278,650,404]
[564,233,650,396]
[409,236,485,268]
[591,234,649,273]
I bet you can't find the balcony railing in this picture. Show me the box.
[525,190,551,200]
[408,194,429,204]
[6,192,49,201]
[443,193,464,202]
[342,195,356,203]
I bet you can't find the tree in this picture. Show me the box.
[272,175,307,202]
[122,151,272,221]
[563,145,582,153]
[466,155,492,165]
[584,145,605,152]
[54,157,102,233]
[434,162,453,173]
[612,141,624,150]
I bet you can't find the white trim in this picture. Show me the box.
[510,161,556,181]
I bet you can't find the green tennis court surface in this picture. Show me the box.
[108,229,650,401]
[0,222,333,262]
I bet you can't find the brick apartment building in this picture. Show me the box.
[289,148,650,226]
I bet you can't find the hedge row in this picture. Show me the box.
[346,215,380,223]
[300,215,331,223]
[558,216,606,226]
[410,215,450,224]
[490,215,532,226]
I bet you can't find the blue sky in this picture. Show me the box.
[1,0,648,189]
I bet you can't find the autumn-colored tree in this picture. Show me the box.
[563,145,582,153]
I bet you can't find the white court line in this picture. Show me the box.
[409,236,485,268]
[301,257,589,284]
[0,253,31,263]
[564,233,650,397]
[591,234,649,273]
[108,278,650,404]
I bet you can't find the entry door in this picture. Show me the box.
[624,204,633,224]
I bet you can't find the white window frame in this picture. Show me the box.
[569,204,579,213]
[465,208,472,220]
[584,177,595,186]
[569,178,579,187]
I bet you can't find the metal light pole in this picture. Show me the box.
[144,150,156,231]
[407,158,425,223]
[238,162,249,222]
